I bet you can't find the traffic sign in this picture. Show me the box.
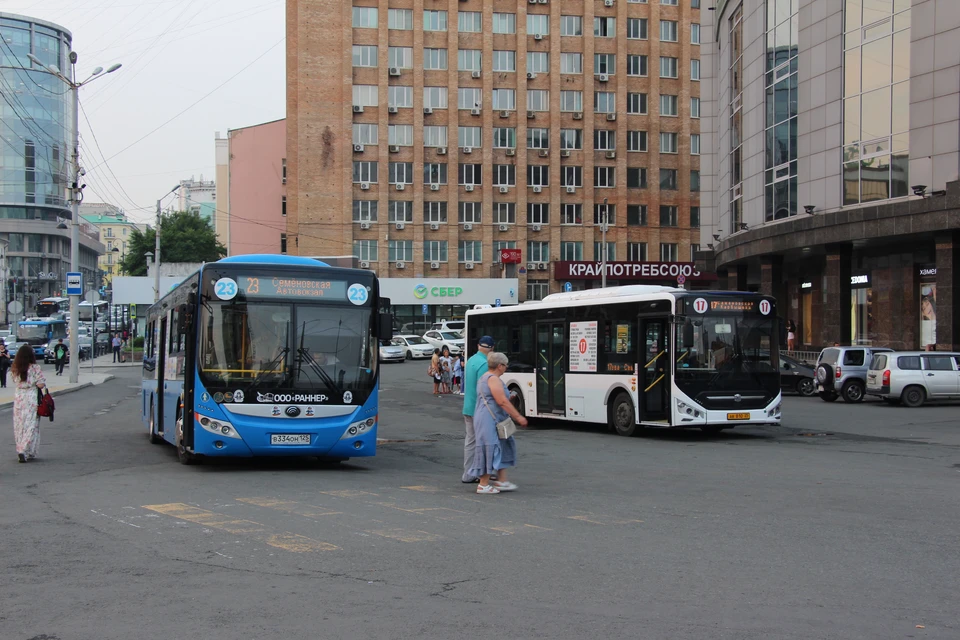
[84,290,101,304]
[66,272,82,296]
[421,303,428,315]
[677,274,686,286]
[564,281,572,292]
[495,298,501,307]
[7,300,23,315]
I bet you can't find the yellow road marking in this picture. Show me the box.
[236,497,341,517]
[400,485,440,492]
[366,528,441,543]
[142,503,338,552]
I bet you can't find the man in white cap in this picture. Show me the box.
[461,335,494,483]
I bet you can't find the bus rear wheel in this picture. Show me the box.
[176,413,198,465]
[609,393,638,437]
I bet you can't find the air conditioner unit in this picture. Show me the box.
[430,183,440,191]
[573,112,583,120]
[389,67,401,76]
[423,107,434,115]
[527,262,536,270]
[537,262,548,270]
[527,110,536,119]
[462,146,473,154]
[597,73,609,82]
[560,149,571,157]
[566,185,576,193]
[505,148,516,156]
[528,0,537,4]
[604,0,614,5]
[538,0,547,4]
[464,184,475,192]
[471,108,481,116]
[430,223,440,230]
[353,105,364,113]
[437,147,447,155]
[395,222,406,230]
[538,149,549,157]
[605,150,616,159]
[430,261,440,269]
[500,110,510,118]
[499,186,508,193]
[606,113,617,121]
[526,72,537,80]
[395,261,406,269]
[353,144,365,152]
[532,185,542,193]
[471,70,481,79]
[388,106,398,114]
[534,34,543,41]
[531,224,542,232]
[359,261,370,268]
[463,223,473,231]
[464,262,476,270]
[395,182,405,191]
[360,182,370,190]
[389,145,400,153]
[498,224,509,232]
[359,222,371,230]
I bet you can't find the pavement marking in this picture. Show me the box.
[484,523,552,535]
[236,497,342,517]
[142,503,339,552]
[318,489,379,498]
[365,528,442,543]
[567,514,644,526]
[400,485,441,492]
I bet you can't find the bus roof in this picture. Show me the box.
[216,255,330,267]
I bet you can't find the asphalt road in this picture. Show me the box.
[2,361,958,640]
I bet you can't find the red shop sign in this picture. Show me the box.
[500,249,522,264]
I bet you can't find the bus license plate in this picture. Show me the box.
[271,434,311,445]
[726,413,750,420]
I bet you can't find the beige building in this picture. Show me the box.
[79,204,146,284]
[287,0,702,299]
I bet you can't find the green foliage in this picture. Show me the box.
[121,211,226,276]
[132,336,144,348]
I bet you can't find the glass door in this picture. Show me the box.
[536,322,566,414]
[640,318,669,421]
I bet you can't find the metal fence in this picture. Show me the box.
[784,350,820,364]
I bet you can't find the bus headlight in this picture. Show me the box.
[340,415,378,440]
[195,412,242,439]
[676,399,703,420]
[767,403,781,418]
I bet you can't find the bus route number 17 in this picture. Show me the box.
[693,298,708,314]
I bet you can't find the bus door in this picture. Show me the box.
[640,318,670,422]
[536,322,566,414]
[156,316,168,436]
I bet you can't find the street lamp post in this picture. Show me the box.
[601,198,609,289]
[27,51,121,383]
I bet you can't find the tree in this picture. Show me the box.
[121,211,226,276]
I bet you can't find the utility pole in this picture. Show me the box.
[68,54,81,383]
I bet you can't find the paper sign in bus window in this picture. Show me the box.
[569,321,598,372]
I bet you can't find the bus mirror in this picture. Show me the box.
[177,305,190,333]
[187,292,197,307]
[378,313,393,341]
[682,321,694,349]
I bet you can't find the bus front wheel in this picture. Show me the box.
[609,393,638,437]
[176,413,198,465]
[148,403,162,444]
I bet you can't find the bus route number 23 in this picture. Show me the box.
[215,277,239,300]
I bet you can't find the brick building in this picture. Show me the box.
[286,0,702,301]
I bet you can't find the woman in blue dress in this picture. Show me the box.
[469,352,528,494]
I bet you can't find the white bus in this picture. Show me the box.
[465,285,782,435]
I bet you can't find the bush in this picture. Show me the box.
[133,336,144,348]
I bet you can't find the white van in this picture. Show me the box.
[429,320,465,334]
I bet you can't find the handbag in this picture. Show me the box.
[480,375,517,440]
[37,388,55,421]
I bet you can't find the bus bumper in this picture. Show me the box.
[192,415,378,458]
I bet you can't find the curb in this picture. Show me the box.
[0,375,114,410]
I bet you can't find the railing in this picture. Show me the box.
[784,350,820,365]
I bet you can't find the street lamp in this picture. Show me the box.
[27,51,122,384]
[600,198,609,289]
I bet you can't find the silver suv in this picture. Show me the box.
[815,346,893,403]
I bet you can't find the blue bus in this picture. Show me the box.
[17,318,68,357]
[140,255,392,464]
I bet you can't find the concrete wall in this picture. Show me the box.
[227,119,287,255]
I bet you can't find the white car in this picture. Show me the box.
[866,351,960,407]
[422,330,464,355]
[392,334,435,360]
[378,339,405,363]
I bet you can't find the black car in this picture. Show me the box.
[781,355,816,396]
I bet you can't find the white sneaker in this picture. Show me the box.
[491,481,517,492]
[476,484,500,494]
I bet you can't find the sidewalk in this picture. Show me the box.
[0,368,115,409]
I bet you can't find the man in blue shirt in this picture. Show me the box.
[461,335,494,483]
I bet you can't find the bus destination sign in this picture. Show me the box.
[685,297,774,314]
[237,277,347,300]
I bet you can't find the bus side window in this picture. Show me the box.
[169,309,179,354]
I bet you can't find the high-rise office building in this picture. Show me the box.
[286,0,702,300]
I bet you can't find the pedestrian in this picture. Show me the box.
[786,320,796,351]
[469,351,527,494]
[53,338,67,376]
[440,345,453,394]
[452,353,463,395]
[430,348,442,396]
[112,334,122,363]
[0,341,10,388]
[11,344,46,463]
[461,335,494,483]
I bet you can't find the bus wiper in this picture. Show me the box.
[296,347,342,396]
[239,347,289,394]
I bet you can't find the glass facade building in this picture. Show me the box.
[764,0,798,221]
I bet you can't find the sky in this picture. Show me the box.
[8,0,286,225]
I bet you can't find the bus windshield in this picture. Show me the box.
[17,324,51,341]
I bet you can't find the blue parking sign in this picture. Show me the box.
[422,303,428,315]
[495,298,501,307]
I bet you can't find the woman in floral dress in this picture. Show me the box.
[11,344,46,463]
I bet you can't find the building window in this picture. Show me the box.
[389,86,413,108]
[691,23,701,44]
[595,54,616,75]
[458,163,482,185]
[660,95,678,116]
[691,96,701,118]
[528,241,550,262]
[352,161,378,183]
[492,50,516,72]
[661,0,678,5]
[627,167,648,188]
[561,241,583,261]
[352,7,378,28]
[353,240,378,262]
[389,240,414,262]
[424,201,448,223]
[594,242,616,261]
[423,49,448,71]
[493,203,516,224]
[353,85,378,107]
[458,126,482,148]
[280,233,287,254]
[528,165,550,186]
[527,128,550,149]
[528,52,549,74]
[660,56,678,78]
[388,47,413,69]
[627,18,648,39]
[691,59,700,80]
[458,241,483,263]
[458,49,482,71]
[493,127,516,149]
[527,203,549,225]
[493,164,516,186]
[423,126,448,148]
[594,130,616,151]
[763,0,801,220]
[560,129,583,150]
[561,204,583,225]
[492,241,517,263]
[492,89,516,111]
[560,53,582,74]
[690,244,700,258]
[660,20,678,42]
[627,55,648,77]
[389,162,414,184]
[627,93,648,115]
[281,196,287,217]
[691,206,700,228]
[423,10,447,31]
[560,15,582,36]
[527,14,549,36]
[593,204,615,225]
[594,166,615,188]
[627,205,647,226]
[594,92,615,113]
[352,200,379,222]
[594,17,615,37]
[527,280,549,301]
[424,163,448,184]
[388,9,413,30]
[628,242,648,261]
[459,202,482,223]
[660,243,678,262]
[424,241,448,263]
[493,12,516,34]
[660,169,678,190]
[458,11,482,32]
[527,90,549,112]
[691,170,700,192]
[458,88,482,110]
[389,125,413,147]
[352,45,378,67]
[659,205,678,227]
[560,91,583,112]
[389,201,413,222]
[423,87,448,110]
[627,131,648,152]
[561,166,583,187]
[353,124,378,145]
[730,5,744,233]
[660,132,678,154]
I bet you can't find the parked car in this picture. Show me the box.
[815,346,894,403]
[866,351,960,407]
[781,354,816,396]
[429,320,465,334]
[392,334,436,360]
[43,339,89,364]
[378,339,405,363]
[422,330,464,355]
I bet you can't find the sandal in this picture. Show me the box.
[476,484,500,494]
